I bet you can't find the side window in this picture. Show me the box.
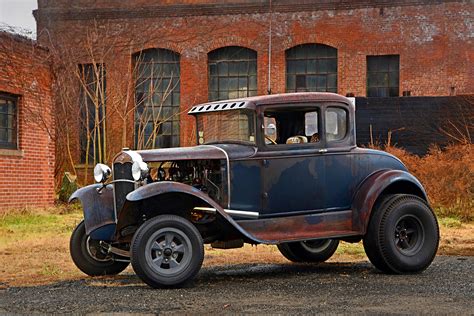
[325,107,347,141]
[264,116,277,144]
[304,111,319,142]
[263,108,320,146]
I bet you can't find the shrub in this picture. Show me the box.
[376,143,473,221]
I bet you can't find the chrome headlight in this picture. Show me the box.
[132,161,149,181]
[93,163,111,183]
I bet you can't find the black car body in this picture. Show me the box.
[69,92,439,288]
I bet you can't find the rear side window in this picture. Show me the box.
[325,107,347,141]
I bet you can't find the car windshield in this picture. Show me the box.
[196,110,256,145]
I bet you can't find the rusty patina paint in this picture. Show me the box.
[237,210,357,244]
[351,169,428,234]
[69,184,115,235]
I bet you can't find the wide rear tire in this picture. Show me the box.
[278,239,339,263]
[131,215,204,288]
[363,194,439,274]
[70,221,129,276]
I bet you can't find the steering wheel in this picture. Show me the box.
[265,135,277,145]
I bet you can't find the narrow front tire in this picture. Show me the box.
[131,215,204,288]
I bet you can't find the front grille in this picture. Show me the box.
[113,162,135,215]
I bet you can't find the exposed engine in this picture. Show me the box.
[145,159,226,204]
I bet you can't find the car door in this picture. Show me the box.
[259,106,327,217]
[319,106,355,211]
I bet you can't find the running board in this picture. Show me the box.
[236,210,358,244]
[193,207,259,219]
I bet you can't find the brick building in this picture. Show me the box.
[32,0,473,178]
[0,32,55,210]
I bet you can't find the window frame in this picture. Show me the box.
[285,44,338,93]
[258,103,325,151]
[324,106,349,144]
[78,63,106,164]
[133,48,181,149]
[208,46,258,102]
[0,92,19,150]
[366,54,400,97]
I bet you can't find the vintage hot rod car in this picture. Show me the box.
[69,92,439,288]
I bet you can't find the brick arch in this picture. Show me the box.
[204,36,260,55]
[284,42,339,53]
[131,46,182,58]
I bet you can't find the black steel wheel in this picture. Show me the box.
[363,194,439,274]
[70,221,129,276]
[131,215,204,288]
[278,239,339,263]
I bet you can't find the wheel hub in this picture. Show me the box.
[394,215,425,255]
[145,228,192,276]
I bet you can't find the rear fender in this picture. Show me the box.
[352,169,428,234]
[115,181,261,243]
[69,184,116,239]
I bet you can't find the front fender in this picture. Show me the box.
[351,169,428,234]
[116,181,263,243]
[69,184,115,236]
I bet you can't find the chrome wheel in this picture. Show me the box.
[301,239,333,253]
[86,237,112,262]
[145,228,193,276]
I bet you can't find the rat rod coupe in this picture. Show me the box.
[69,92,439,288]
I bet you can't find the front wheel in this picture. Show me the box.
[278,239,339,263]
[131,215,204,288]
[70,221,129,276]
[363,194,439,274]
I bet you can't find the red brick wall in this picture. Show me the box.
[0,32,55,210]
[34,0,473,157]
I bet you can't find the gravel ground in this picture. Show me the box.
[1,256,473,315]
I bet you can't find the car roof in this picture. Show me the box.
[188,92,353,115]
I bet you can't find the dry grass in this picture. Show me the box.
[0,209,472,288]
[373,143,473,221]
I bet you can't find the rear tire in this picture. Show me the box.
[363,194,439,274]
[131,215,204,288]
[70,221,129,276]
[278,239,339,263]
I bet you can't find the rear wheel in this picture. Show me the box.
[70,221,129,276]
[363,194,439,274]
[278,239,339,263]
[131,215,204,288]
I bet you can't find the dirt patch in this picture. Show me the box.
[0,210,472,288]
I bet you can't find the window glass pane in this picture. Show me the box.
[79,64,106,162]
[286,44,338,93]
[305,111,318,137]
[264,116,277,145]
[366,55,399,97]
[134,49,180,149]
[208,46,258,101]
[326,107,347,141]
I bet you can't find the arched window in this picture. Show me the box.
[208,46,257,101]
[134,48,180,149]
[286,44,337,93]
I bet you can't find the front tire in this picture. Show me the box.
[363,194,439,274]
[131,215,204,288]
[70,221,129,276]
[278,239,339,263]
